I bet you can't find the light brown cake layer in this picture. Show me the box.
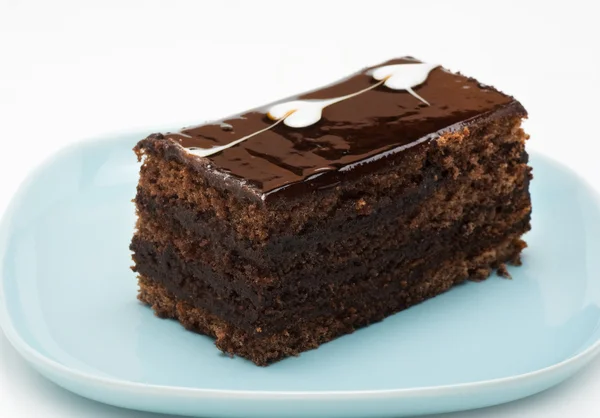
[138,235,526,366]
[135,116,528,242]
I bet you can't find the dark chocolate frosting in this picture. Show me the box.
[148,57,526,201]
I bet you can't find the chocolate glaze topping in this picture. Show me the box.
[142,57,526,202]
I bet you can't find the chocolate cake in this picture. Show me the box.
[131,57,531,366]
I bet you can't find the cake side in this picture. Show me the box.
[131,114,531,346]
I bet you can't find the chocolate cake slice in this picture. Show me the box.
[131,57,531,366]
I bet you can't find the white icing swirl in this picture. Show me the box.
[268,62,437,128]
[186,62,438,157]
[370,63,438,105]
[187,115,290,158]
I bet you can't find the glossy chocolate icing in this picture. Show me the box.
[146,57,526,201]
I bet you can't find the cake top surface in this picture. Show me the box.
[143,57,525,201]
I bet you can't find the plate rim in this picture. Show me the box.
[2,131,600,401]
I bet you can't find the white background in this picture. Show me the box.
[1,0,600,417]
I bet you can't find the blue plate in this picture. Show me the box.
[2,133,600,418]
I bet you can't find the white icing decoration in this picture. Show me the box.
[369,63,438,106]
[269,62,437,128]
[186,113,292,158]
[267,79,392,128]
[185,62,438,157]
